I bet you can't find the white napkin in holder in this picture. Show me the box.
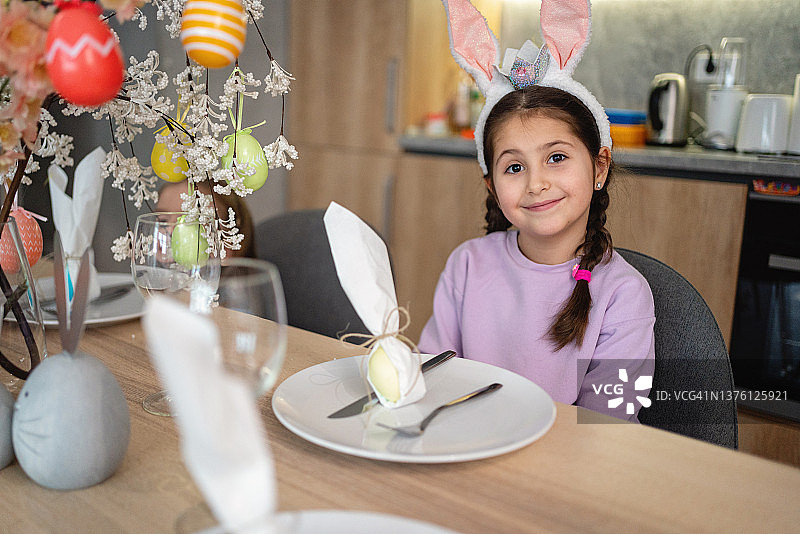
[323,202,426,408]
[48,146,106,302]
[143,296,276,532]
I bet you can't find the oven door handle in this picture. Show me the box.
[768,254,800,273]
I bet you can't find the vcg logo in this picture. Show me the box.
[591,369,653,415]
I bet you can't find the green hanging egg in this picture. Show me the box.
[171,217,209,268]
[220,129,269,192]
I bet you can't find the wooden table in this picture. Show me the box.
[1,319,799,533]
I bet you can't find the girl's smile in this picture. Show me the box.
[525,198,563,211]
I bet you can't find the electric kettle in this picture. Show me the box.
[646,73,689,146]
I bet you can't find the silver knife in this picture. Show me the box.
[326,350,457,419]
[40,283,134,314]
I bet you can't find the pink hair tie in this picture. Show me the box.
[572,264,591,283]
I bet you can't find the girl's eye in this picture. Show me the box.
[505,163,524,174]
[548,153,567,164]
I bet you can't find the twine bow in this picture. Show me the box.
[340,306,424,408]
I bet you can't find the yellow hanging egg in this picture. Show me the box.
[180,0,247,69]
[151,128,189,183]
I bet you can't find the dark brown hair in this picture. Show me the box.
[482,85,613,350]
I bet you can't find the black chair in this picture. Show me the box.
[254,209,370,339]
[617,248,739,449]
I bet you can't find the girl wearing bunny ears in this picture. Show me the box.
[419,0,655,422]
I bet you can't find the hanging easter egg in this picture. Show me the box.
[180,0,247,69]
[0,386,14,471]
[220,130,269,191]
[172,217,210,268]
[45,1,124,107]
[12,351,130,490]
[151,127,189,183]
[0,211,43,274]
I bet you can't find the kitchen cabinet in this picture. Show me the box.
[392,154,487,341]
[287,0,406,238]
[288,0,406,152]
[287,0,488,343]
[606,172,748,347]
[286,146,395,236]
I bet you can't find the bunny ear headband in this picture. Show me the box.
[442,0,612,175]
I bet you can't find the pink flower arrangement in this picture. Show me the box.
[0,0,144,176]
[0,0,55,174]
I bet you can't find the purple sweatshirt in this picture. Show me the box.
[419,231,655,422]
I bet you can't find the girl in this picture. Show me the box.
[420,0,655,422]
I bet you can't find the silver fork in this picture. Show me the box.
[377,382,502,437]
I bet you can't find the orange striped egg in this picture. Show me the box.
[180,0,247,69]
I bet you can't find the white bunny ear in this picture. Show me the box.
[442,0,501,95]
[540,0,591,76]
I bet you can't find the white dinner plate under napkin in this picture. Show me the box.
[35,272,143,327]
[272,355,556,463]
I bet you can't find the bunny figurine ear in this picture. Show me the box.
[441,0,501,95]
[53,231,90,354]
[540,0,591,75]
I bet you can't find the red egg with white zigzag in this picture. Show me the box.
[45,0,124,107]
[0,210,43,274]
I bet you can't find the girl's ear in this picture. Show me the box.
[594,146,611,184]
[540,0,591,75]
[484,176,495,196]
[442,0,501,95]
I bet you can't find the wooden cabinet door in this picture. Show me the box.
[391,154,487,342]
[606,172,748,347]
[287,144,395,238]
[289,0,406,151]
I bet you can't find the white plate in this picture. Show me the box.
[196,510,461,534]
[35,272,144,327]
[272,355,556,463]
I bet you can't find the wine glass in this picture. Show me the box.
[174,258,287,533]
[211,257,288,397]
[132,211,221,416]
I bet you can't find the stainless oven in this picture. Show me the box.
[730,190,800,422]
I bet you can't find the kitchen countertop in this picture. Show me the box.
[400,135,800,181]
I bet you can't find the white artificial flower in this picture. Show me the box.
[111,230,134,262]
[217,207,244,255]
[220,69,261,110]
[264,135,298,170]
[264,60,295,96]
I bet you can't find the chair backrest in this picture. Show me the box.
[616,248,738,449]
[254,209,370,339]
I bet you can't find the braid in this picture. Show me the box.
[485,189,511,234]
[547,166,614,350]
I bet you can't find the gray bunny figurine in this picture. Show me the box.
[11,233,130,490]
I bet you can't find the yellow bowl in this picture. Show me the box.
[610,124,647,148]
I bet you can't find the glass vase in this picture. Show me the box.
[0,218,47,394]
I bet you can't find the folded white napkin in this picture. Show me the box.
[143,296,276,533]
[323,202,425,408]
[48,146,106,301]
